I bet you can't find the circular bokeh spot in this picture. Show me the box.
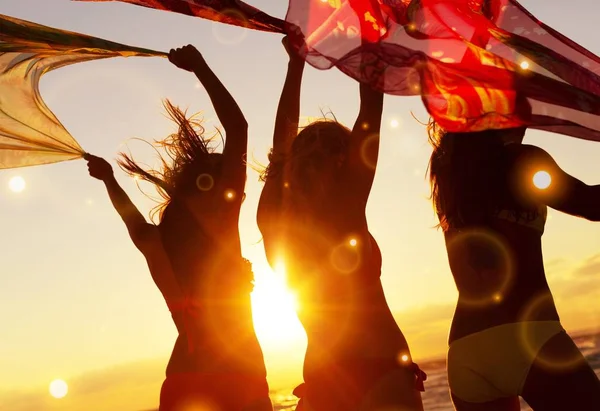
[196,173,215,191]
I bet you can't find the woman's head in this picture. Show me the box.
[118,100,223,223]
[427,120,527,230]
[262,119,351,202]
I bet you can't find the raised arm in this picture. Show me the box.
[85,154,158,251]
[346,70,385,206]
[169,45,247,197]
[257,37,305,230]
[510,144,600,221]
[272,36,306,158]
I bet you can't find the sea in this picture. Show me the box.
[269,331,600,411]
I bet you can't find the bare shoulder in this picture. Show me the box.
[131,223,161,254]
[506,143,555,162]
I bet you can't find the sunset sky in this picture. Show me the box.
[1,0,600,409]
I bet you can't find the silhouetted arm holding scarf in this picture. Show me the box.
[272,36,306,160]
[85,154,158,251]
[86,154,184,304]
[258,37,305,224]
[346,43,385,211]
[169,45,248,210]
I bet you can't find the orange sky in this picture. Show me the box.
[1,0,600,410]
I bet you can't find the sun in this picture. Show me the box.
[8,176,26,193]
[251,262,305,346]
[49,379,68,399]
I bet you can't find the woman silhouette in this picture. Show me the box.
[428,123,600,410]
[86,45,272,411]
[257,37,425,411]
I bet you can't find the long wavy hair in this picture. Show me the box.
[118,100,223,224]
[260,118,351,207]
[427,120,533,231]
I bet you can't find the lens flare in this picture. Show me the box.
[49,379,68,399]
[8,176,26,193]
[196,174,215,191]
[533,171,551,189]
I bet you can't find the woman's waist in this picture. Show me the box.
[299,303,400,336]
[168,335,267,375]
[304,325,410,363]
[303,350,417,386]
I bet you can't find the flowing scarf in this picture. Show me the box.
[284,0,600,140]
[74,0,286,32]
[0,14,165,169]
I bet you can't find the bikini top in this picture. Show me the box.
[494,204,548,235]
[493,141,548,235]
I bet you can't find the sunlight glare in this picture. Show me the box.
[251,262,304,346]
[533,171,551,189]
[349,238,358,247]
[49,379,68,399]
[390,119,399,128]
[8,176,26,193]
[520,61,530,70]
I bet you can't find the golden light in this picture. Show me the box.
[520,61,530,70]
[8,176,26,193]
[400,354,409,363]
[251,262,305,345]
[349,238,358,247]
[533,170,551,190]
[224,189,236,200]
[49,379,68,399]
[390,119,399,128]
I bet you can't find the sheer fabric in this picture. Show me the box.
[0,14,165,169]
[285,0,600,140]
[75,0,286,33]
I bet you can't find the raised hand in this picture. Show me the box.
[84,153,114,181]
[168,44,204,72]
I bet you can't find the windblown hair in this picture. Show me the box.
[260,118,350,191]
[427,119,524,231]
[118,100,223,223]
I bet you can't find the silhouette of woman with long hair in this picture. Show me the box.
[257,36,425,411]
[428,123,600,410]
[86,45,272,411]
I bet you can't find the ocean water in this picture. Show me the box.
[270,332,600,411]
